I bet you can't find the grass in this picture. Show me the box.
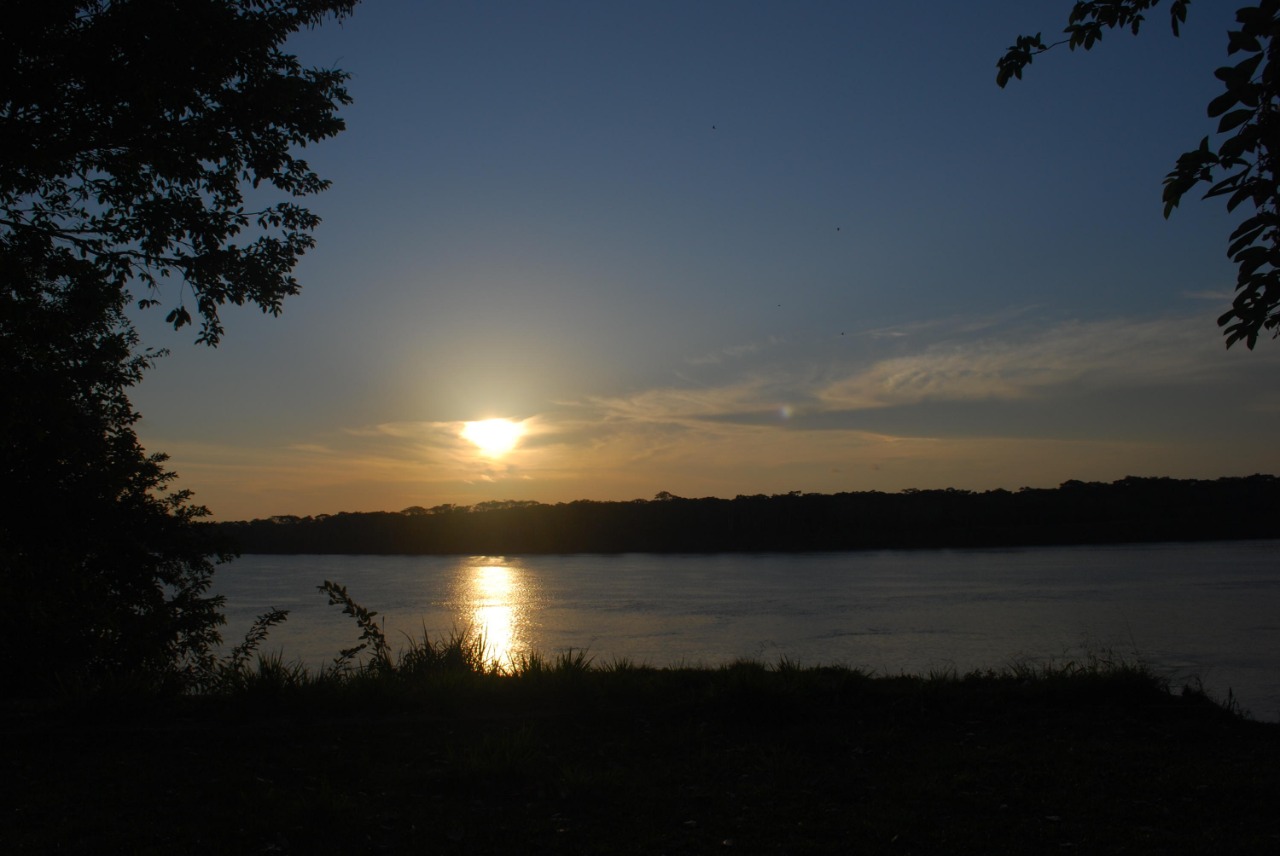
[4,589,1278,854]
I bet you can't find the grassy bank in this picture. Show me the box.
[5,622,1279,855]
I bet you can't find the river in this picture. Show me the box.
[210,540,1280,719]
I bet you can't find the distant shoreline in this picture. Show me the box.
[214,474,1280,555]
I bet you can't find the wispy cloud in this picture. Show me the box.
[857,307,1039,342]
[147,313,1280,519]
[578,377,792,424]
[287,443,337,455]
[1181,288,1234,302]
[685,336,783,366]
[819,315,1265,410]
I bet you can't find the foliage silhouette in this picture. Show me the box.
[0,1,359,693]
[997,0,1280,348]
[0,261,230,693]
[1,0,360,344]
[319,579,391,673]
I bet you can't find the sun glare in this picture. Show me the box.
[461,418,524,457]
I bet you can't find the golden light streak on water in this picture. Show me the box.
[459,558,535,669]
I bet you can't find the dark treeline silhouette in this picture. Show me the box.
[217,475,1280,555]
[3,2,359,693]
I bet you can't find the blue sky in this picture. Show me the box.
[130,0,1280,520]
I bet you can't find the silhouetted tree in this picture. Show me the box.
[0,0,359,692]
[997,1,1280,348]
[1,0,359,344]
[0,257,229,692]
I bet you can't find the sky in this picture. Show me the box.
[129,0,1280,521]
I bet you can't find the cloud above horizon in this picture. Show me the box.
[819,315,1262,411]
[147,312,1280,518]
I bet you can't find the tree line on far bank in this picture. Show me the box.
[216,475,1280,555]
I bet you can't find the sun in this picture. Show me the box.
[461,418,524,457]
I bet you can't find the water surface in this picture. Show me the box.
[211,541,1280,719]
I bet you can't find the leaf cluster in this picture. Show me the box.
[1161,0,1280,347]
[998,1,1280,348]
[996,1,1189,87]
[0,0,358,345]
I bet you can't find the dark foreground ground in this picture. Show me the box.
[5,664,1279,855]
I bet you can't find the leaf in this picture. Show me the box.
[1206,172,1246,199]
[1229,214,1267,241]
[1228,226,1268,259]
[1227,183,1260,213]
[1232,51,1265,81]
[1217,133,1254,160]
[1227,29,1261,54]
[1218,108,1255,133]
[1207,90,1240,118]
[1235,246,1271,278]
[164,307,188,328]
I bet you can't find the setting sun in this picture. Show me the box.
[461,418,524,457]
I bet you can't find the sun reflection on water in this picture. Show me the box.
[457,558,535,668]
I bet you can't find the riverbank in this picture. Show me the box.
[6,658,1278,854]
